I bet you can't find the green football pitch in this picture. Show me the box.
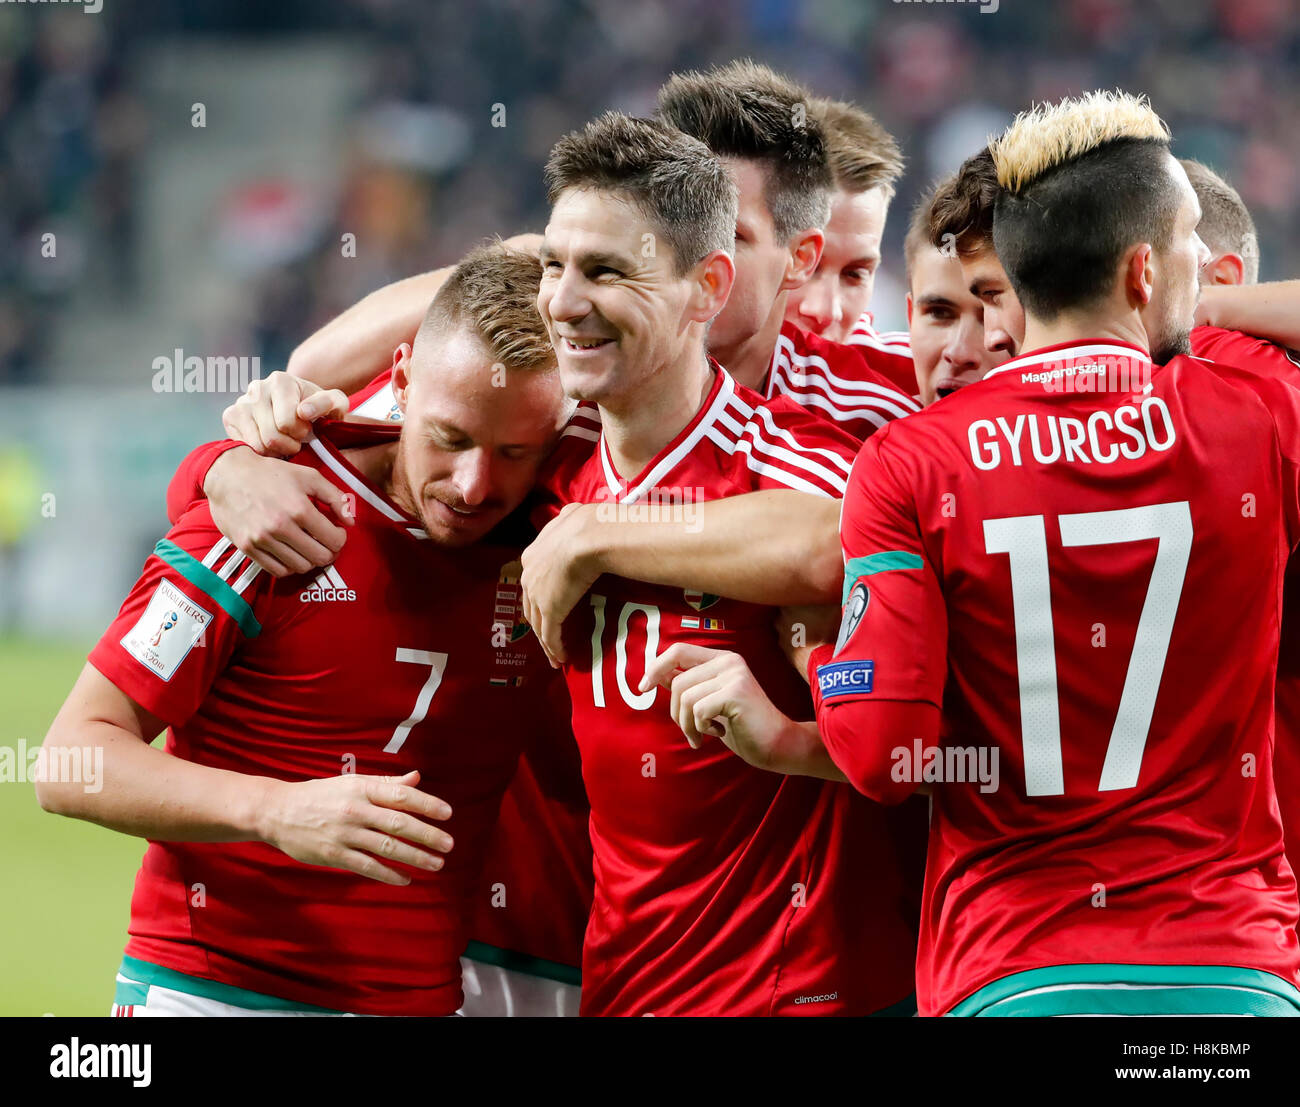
[0,636,145,1016]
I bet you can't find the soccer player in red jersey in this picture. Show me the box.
[321,68,921,442]
[648,92,1300,1016]
[900,184,1013,405]
[37,247,573,1016]
[781,98,918,393]
[656,63,920,438]
[207,65,924,1016]
[534,111,917,1016]
[930,150,1300,938]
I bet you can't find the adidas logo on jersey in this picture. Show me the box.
[299,566,356,602]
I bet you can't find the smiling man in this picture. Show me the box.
[656,62,920,439]
[533,112,917,1016]
[648,92,1300,1017]
[786,98,903,348]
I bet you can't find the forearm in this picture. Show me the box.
[767,718,848,782]
[592,492,842,604]
[286,268,451,390]
[1197,281,1300,349]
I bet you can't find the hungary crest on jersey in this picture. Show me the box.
[489,561,531,686]
[683,589,720,612]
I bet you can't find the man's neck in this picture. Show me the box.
[343,440,406,511]
[712,297,787,392]
[601,351,715,480]
[1020,310,1150,360]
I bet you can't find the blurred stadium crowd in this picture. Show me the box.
[1,0,1298,383]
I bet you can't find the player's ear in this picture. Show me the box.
[1125,243,1156,308]
[1208,253,1245,287]
[906,291,915,327]
[392,343,414,413]
[689,249,736,325]
[782,228,825,290]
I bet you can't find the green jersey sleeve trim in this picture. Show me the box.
[842,551,925,603]
[153,539,262,638]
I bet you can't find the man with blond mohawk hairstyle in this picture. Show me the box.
[931,148,1300,947]
[648,90,1300,1015]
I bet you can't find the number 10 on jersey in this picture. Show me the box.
[590,594,662,711]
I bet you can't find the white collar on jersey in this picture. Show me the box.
[306,437,430,540]
[598,366,738,506]
[983,342,1152,381]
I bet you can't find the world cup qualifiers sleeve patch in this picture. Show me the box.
[817,659,874,700]
[120,579,213,682]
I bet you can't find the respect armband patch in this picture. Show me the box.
[816,659,874,700]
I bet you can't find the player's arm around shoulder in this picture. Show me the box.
[177,370,358,578]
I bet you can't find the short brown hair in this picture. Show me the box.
[927,147,999,258]
[904,181,945,279]
[813,97,904,199]
[656,59,831,239]
[421,243,553,370]
[1180,159,1258,284]
[545,112,737,274]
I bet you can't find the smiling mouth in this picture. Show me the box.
[561,336,614,352]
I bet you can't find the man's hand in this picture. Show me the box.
[222,370,349,458]
[641,644,797,769]
[258,769,453,886]
[204,446,353,577]
[520,503,605,667]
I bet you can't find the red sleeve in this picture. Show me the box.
[812,431,945,802]
[1190,325,1300,386]
[88,504,272,725]
[165,440,247,525]
[742,396,860,499]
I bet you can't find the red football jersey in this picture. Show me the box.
[1191,325,1300,938]
[340,371,594,974]
[814,339,1300,1015]
[538,363,920,1016]
[92,421,561,1016]
[843,310,920,398]
[765,320,921,442]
